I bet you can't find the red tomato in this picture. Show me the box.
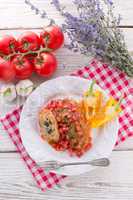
[34,52,57,77]
[40,26,64,50]
[18,31,40,53]
[11,55,33,79]
[0,57,15,81]
[0,35,18,55]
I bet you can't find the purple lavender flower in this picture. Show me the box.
[24,0,54,22]
[51,0,62,11]
[51,0,133,76]
[107,0,113,5]
[24,0,133,77]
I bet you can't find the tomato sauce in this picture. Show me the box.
[43,99,92,157]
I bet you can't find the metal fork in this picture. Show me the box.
[37,158,110,171]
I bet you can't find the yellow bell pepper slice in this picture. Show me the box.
[90,96,123,128]
[83,80,103,120]
[93,90,103,113]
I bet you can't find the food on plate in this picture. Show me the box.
[39,109,59,143]
[39,99,92,157]
[0,57,15,82]
[18,31,40,53]
[40,26,64,50]
[0,35,18,55]
[38,80,122,157]
[11,55,33,80]
[83,80,103,120]
[16,79,34,97]
[0,83,16,102]
[83,81,122,128]
[90,96,122,128]
[34,52,57,77]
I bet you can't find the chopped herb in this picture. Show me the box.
[68,124,76,139]
[47,127,53,134]
[63,116,68,123]
[44,121,50,127]
[43,119,53,134]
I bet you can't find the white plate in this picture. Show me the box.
[19,76,119,176]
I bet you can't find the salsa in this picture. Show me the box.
[39,99,92,157]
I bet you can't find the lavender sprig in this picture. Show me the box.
[24,0,55,24]
[24,0,133,77]
[52,0,133,77]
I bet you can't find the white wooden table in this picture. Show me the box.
[0,1,133,199]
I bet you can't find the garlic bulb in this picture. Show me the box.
[0,83,17,102]
[16,79,34,97]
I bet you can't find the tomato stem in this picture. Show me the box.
[2,47,52,61]
[0,52,5,57]
[6,52,17,60]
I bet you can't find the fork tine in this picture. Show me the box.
[37,160,60,171]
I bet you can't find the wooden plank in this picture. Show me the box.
[0,124,16,152]
[114,0,133,26]
[0,28,132,51]
[0,151,133,200]
[115,138,133,151]
[0,0,133,29]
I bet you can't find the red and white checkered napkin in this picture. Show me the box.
[0,59,133,191]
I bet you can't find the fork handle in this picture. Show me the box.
[60,158,110,168]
